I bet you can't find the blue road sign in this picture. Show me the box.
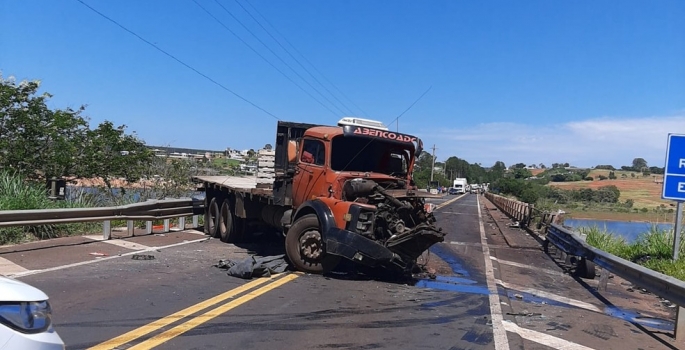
[663,134,685,201]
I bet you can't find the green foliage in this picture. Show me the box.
[582,225,685,281]
[0,171,99,244]
[0,75,153,183]
[608,171,616,179]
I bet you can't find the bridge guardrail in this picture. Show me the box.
[0,198,205,240]
[484,192,685,340]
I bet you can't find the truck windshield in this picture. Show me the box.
[330,135,412,175]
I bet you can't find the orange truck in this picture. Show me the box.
[194,118,444,274]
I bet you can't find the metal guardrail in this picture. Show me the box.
[0,198,205,240]
[484,192,563,232]
[547,224,685,307]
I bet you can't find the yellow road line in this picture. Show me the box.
[435,193,467,210]
[129,273,301,349]
[88,275,278,350]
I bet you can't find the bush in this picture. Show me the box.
[598,175,608,180]
[584,176,594,181]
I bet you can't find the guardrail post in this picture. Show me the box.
[163,219,170,233]
[676,307,685,341]
[127,220,134,237]
[598,268,610,291]
[146,221,152,234]
[103,220,111,240]
[178,217,186,230]
[192,215,199,228]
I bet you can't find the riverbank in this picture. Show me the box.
[562,209,677,223]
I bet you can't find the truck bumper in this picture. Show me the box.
[325,228,401,268]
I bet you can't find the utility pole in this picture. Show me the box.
[430,144,437,182]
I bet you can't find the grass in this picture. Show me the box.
[581,225,685,281]
[0,171,101,245]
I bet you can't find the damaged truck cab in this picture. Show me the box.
[196,119,445,274]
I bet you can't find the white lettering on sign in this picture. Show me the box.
[679,182,685,193]
[680,159,685,168]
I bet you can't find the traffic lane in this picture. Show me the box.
[18,238,262,349]
[155,274,496,350]
[431,194,488,281]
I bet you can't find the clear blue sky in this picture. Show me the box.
[1,0,683,168]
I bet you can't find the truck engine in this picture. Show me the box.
[342,178,445,269]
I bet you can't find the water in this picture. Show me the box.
[563,218,673,244]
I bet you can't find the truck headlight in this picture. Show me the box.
[0,301,52,333]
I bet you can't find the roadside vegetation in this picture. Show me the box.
[0,75,204,244]
[582,226,685,281]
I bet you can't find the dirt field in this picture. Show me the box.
[546,170,677,221]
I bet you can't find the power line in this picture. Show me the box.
[192,0,340,117]
[232,0,356,116]
[242,0,371,118]
[214,0,349,116]
[75,0,280,120]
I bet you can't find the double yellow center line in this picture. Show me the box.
[89,272,300,350]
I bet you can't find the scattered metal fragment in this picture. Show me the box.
[132,254,156,260]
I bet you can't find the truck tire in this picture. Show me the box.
[219,201,242,243]
[206,197,220,238]
[285,214,340,274]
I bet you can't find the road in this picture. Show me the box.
[3,194,680,349]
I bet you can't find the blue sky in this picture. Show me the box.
[1,0,683,168]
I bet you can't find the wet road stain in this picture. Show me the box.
[428,244,473,277]
[604,306,674,331]
[415,279,489,295]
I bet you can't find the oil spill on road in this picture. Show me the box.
[604,306,674,331]
[506,290,675,332]
[428,244,472,277]
[414,279,489,295]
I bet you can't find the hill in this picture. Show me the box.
[548,169,669,209]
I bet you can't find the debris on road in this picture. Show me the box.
[215,255,288,279]
[89,252,107,257]
[132,254,156,260]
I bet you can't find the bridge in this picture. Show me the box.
[0,194,680,349]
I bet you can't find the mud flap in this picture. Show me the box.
[325,228,395,267]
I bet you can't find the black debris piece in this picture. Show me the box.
[215,255,289,279]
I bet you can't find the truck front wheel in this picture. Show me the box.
[285,214,339,273]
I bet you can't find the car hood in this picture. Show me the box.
[0,276,49,302]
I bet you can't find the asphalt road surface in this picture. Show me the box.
[8,194,681,349]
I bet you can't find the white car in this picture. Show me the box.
[0,276,65,349]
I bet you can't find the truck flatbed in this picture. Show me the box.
[193,175,273,198]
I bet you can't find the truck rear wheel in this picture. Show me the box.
[219,201,242,243]
[206,197,220,238]
[285,214,340,274]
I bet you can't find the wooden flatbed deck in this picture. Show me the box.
[193,175,274,197]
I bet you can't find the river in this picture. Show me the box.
[563,218,675,244]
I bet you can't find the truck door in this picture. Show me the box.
[292,138,327,207]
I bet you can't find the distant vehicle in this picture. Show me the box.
[448,187,460,195]
[0,276,65,350]
[470,184,480,194]
[453,178,468,194]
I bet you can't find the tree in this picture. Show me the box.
[0,75,153,186]
[264,144,272,150]
[608,171,617,180]
[0,77,90,179]
[80,121,153,191]
[539,163,546,169]
[632,158,647,171]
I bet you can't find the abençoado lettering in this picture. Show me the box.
[352,127,416,143]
